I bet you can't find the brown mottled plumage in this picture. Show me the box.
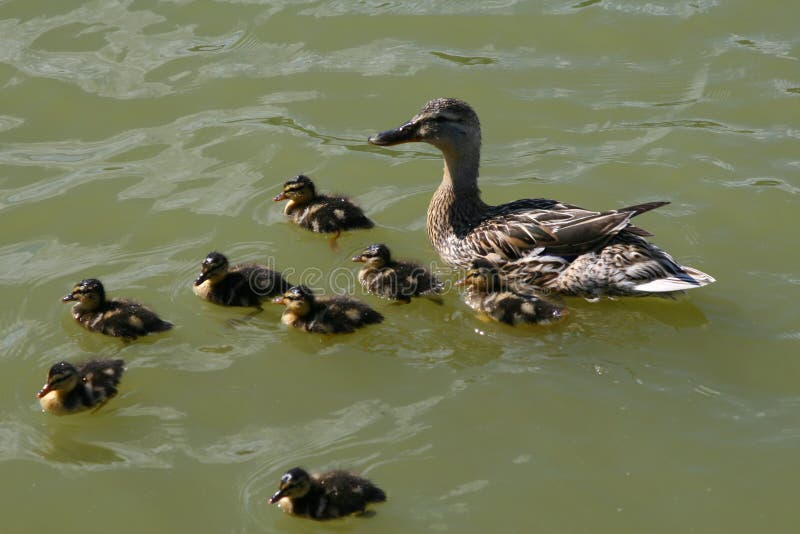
[37,359,125,415]
[456,260,565,325]
[272,285,383,334]
[193,251,290,307]
[369,97,715,298]
[352,243,442,303]
[62,279,172,340]
[273,175,373,240]
[268,467,386,520]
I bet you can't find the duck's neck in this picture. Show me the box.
[427,144,487,264]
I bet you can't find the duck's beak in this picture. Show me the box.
[273,192,287,202]
[368,120,420,146]
[37,383,53,398]
[267,489,285,504]
[61,293,76,302]
[194,272,209,286]
[352,254,366,263]
[271,296,286,305]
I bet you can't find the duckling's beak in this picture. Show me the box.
[271,296,286,305]
[194,272,209,286]
[453,278,466,287]
[273,192,287,202]
[368,120,420,146]
[268,489,285,504]
[36,383,53,398]
[61,293,76,302]
[352,254,366,263]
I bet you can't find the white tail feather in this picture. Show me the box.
[633,266,715,293]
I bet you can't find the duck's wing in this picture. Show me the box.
[472,200,668,260]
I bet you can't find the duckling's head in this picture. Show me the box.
[62,278,106,310]
[455,259,501,291]
[352,243,391,267]
[369,97,481,154]
[273,175,316,204]
[37,361,79,398]
[268,467,312,503]
[195,251,229,286]
[271,285,315,317]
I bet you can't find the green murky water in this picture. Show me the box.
[1,1,799,532]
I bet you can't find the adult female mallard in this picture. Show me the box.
[272,285,383,334]
[62,278,173,340]
[268,467,386,520]
[369,98,715,299]
[273,175,373,247]
[193,251,290,307]
[352,243,443,303]
[37,359,125,415]
[455,259,565,325]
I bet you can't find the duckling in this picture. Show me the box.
[37,359,125,415]
[193,251,290,307]
[273,175,374,248]
[268,467,386,520]
[352,243,443,303]
[455,260,566,326]
[272,285,383,334]
[62,278,173,340]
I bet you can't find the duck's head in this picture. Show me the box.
[37,361,79,398]
[195,251,229,286]
[455,259,501,291]
[271,285,314,317]
[273,175,316,204]
[352,243,391,267]
[268,467,312,503]
[62,278,105,310]
[368,97,481,154]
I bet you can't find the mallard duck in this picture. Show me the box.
[267,467,386,520]
[193,251,290,307]
[273,175,374,247]
[272,285,383,334]
[455,259,565,325]
[37,359,125,415]
[369,98,715,299]
[62,278,173,340]
[352,243,443,303]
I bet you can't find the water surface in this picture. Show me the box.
[1,1,799,532]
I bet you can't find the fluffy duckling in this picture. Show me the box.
[455,260,566,326]
[272,285,383,334]
[352,243,443,303]
[193,251,290,307]
[273,175,373,247]
[268,467,386,520]
[62,278,173,340]
[37,359,125,415]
